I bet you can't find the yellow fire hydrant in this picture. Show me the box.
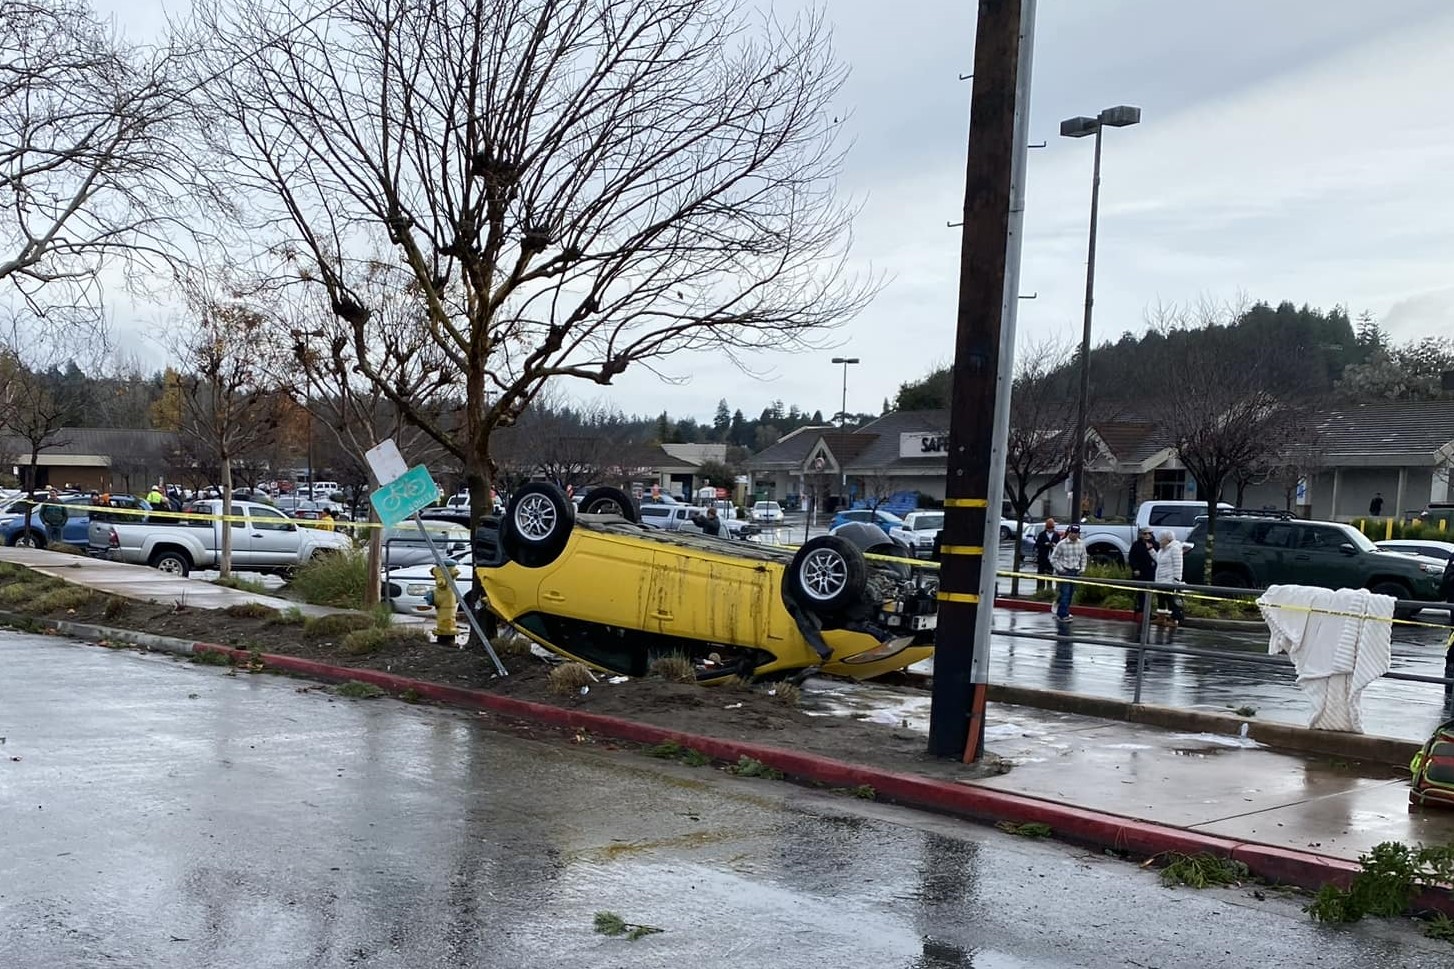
[431,561,460,646]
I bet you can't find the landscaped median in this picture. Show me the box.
[1,559,1451,924]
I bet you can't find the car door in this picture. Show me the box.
[645,544,781,648]
[244,505,299,568]
[62,498,92,544]
[1290,525,1363,589]
[532,530,650,631]
[1242,522,1296,585]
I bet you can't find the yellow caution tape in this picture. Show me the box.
[22,501,388,530]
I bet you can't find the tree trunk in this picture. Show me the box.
[24,447,40,539]
[1202,497,1217,585]
[220,457,234,579]
[465,433,495,606]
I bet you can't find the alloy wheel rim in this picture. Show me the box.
[515,494,558,541]
[800,548,847,600]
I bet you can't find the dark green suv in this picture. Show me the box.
[1184,513,1445,610]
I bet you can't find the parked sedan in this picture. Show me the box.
[380,522,472,569]
[750,500,785,523]
[384,554,473,616]
[1376,540,1454,563]
[829,508,904,532]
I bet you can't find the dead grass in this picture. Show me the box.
[302,611,379,642]
[492,631,533,658]
[762,682,801,706]
[341,626,429,656]
[649,654,696,683]
[266,606,307,626]
[28,585,93,613]
[223,602,279,620]
[547,662,595,695]
[103,596,131,619]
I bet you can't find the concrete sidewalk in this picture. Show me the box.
[971,703,1454,863]
[0,546,424,625]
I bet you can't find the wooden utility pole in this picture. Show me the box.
[928,0,1036,760]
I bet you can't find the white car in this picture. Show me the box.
[889,511,943,559]
[750,500,785,523]
[383,554,472,616]
[1376,540,1454,563]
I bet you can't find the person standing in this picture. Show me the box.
[1034,517,1059,593]
[317,507,336,532]
[1369,493,1384,516]
[1049,524,1086,622]
[1155,529,1186,628]
[1128,527,1159,616]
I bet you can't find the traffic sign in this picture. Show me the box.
[370,465,440,528]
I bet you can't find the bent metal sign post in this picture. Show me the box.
[899,432,951,458]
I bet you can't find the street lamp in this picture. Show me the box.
[831,356,859,428]
[1061,105,1140,523]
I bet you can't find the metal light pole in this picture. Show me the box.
[831,356,859,427]
[1060,105,1140,524]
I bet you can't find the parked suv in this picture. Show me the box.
[1183,512,1445,613]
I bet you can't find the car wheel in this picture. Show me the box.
[578,486,638,523]
[786,536,867,615]
[11,530,44,549]
[1086,544,1123,567]
[1000,525,1012,541]
[1211,570,1250,589]
[1368,582,1415,619]
[501,483,574,568]
[149,550,191,577]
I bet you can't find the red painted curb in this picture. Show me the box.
[182,640,1449,911]
[994,596,1136,623]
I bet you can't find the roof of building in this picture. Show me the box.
[1313,401,1454,456]
[0,427,179,460]
[747,424,837,470]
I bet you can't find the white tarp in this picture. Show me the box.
[1257,585,1394,733]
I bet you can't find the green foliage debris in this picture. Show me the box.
[726,755,782,780]
[335,680,385,699]
[593,911,662,941]
[996,821,1052,839]
[1158,852,1250,889]
[1305,841,1454,925]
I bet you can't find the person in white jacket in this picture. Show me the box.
[1155,530,1185,627]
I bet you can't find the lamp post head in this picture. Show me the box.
[831,357,860,365]
[1059,116,1098,139]
[1097,105,1141,127]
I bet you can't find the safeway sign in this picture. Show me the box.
[899,431,950,458]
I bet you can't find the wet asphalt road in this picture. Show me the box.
[5,632,1453,968]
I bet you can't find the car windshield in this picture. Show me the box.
[911,513,944,531]
[877,511,904,525]
[1337,525,1378,552]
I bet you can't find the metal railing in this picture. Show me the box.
[991,573,1454,708]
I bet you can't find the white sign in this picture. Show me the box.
[899,431,950,459]
[364,439,409,485]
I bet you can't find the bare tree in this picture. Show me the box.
[173,279,282,578]
[1003,340,1076,596]
[188,0,868,532]
[274,267,458,605]
[859,467,896,511]
[1153,302,1292,582]
[1,0,186,317]
[0,341,79,493]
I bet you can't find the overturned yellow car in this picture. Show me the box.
[472,484,937,683]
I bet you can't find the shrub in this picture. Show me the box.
[213,575,270,595]
[267,606,308,626]
[103,596,131,619]
[223,603,279,620]
[763,681,801,706]
[335,680,385,699]
[649,654,696,683]
[47,542,87,557]
[1100,593,1136,611]
[302,611,379,642]
[492,631,533,658]
[547,662,594,695]
[1074,563,1131,606]
[341,626,427,656]
[28,585,93,613]
[288,549,370,608]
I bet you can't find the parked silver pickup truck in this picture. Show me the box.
[89,499,352,576]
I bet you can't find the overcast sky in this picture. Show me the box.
[101,0,1454,423]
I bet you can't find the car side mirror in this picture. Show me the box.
[1339,543,1356,555]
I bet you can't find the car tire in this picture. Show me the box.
[149,549,192,577]
[786,535,867,615]
[578,486,638,523]
[1086,544,1123,567]
[10,530,45,549]
[1000,525,1012,541]
[501,483,574,569]
[1369,581,1416,619]
[1211,570,1250,589]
